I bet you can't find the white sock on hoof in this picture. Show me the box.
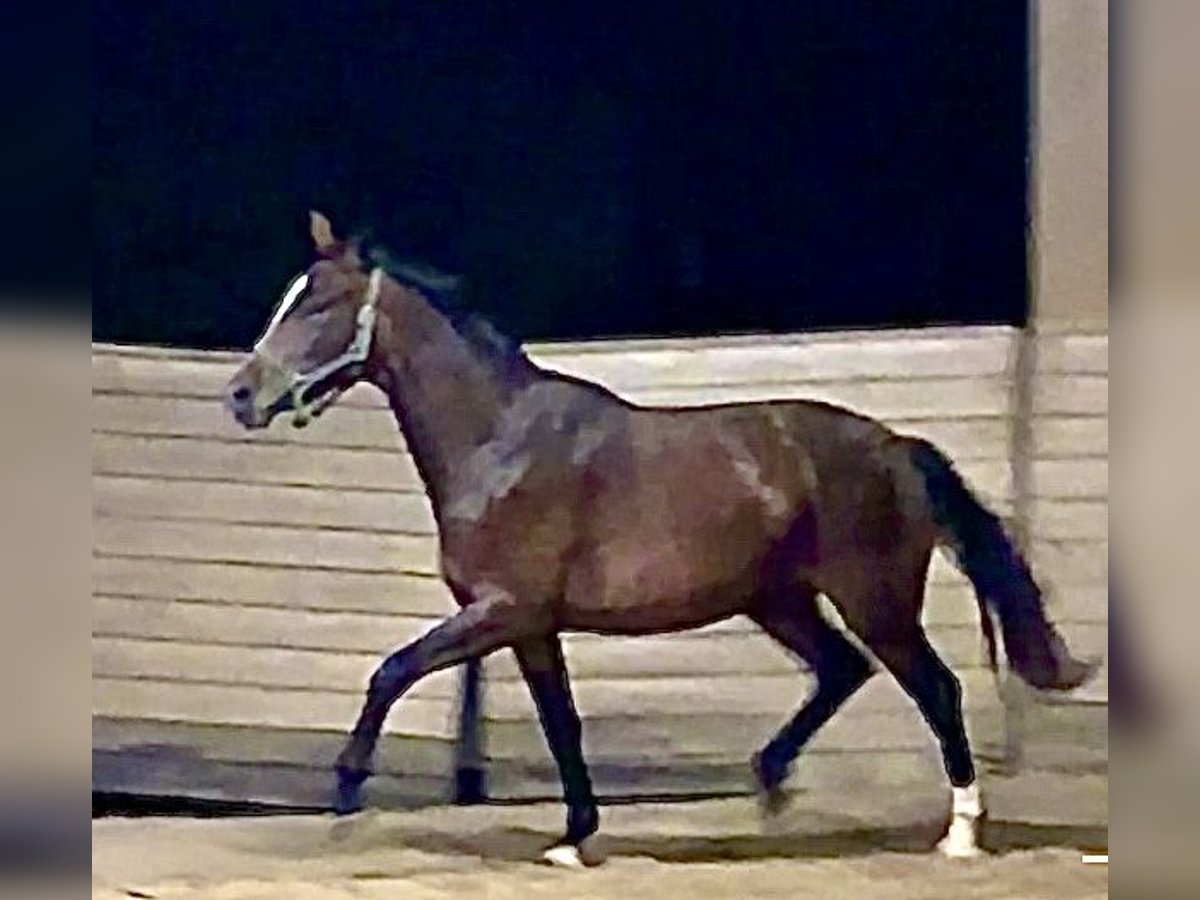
[541,837,601,869]
[542,844,585,869]
[937,782,984,859]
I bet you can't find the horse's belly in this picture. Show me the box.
[562,593,740,634]
[562,541,757,634]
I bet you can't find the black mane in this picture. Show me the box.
[363,241,528,370]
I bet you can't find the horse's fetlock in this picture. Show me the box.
[753,745,790,791]
[567,803,600,843]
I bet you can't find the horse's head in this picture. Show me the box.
[225,211,382,430]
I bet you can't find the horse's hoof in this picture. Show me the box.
[758,786,790,818]
[751,751,791,816]
[936,816,984,859]
[542,844,587,869]
[937,836,983,859]
[333,766,369,816]
[541,836,602,868]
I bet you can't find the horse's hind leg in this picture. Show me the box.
[513,635,601,867]
[838,577,984,858]
[750,587,874,813]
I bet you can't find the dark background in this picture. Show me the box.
[92,1,1029,350]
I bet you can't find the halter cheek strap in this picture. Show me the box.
[257,267,384,428]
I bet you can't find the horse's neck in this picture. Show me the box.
[369,283,536,510]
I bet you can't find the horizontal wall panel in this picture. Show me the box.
[1031,540,1109,586]
[93,433,424,493]
[884,418,1008,462]
[1031,457,1109,500]
[92,556,453,618]
[91,747,451,810]
[93,392,408,451]
[1033,375,1108,417]
[92,677,455,738]
[94,516,440,575]
[539,334,1013,388]
[628,376,1009,421]
[1036,333,1109,375]
[92,595,441,655]
[94,475,436,535]
[1030,499,1109,541]
[92,636,457,701]
[92,718,457,780]
[1033,417,1108,459]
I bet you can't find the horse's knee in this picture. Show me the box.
[567,802,600,843]
[367,651,412,699]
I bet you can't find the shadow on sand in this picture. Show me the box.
[373,818,1108,865]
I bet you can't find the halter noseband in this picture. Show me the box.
[254,267,384,428]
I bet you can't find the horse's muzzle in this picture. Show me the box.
[223,369,274,430]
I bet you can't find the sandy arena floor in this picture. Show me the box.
[93,770,1107,899]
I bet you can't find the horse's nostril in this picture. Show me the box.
[231,385,252,403]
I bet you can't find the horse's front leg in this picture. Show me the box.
[513,635,601,867]
[333,593,523,814]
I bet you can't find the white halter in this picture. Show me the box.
[254,267,384,427]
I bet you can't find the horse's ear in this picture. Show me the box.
[309,210,337,252]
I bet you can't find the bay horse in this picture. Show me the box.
[223,211,1097,864]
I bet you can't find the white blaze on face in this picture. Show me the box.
[254,273,309,350]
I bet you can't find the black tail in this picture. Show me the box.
[908,437,1097,692]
